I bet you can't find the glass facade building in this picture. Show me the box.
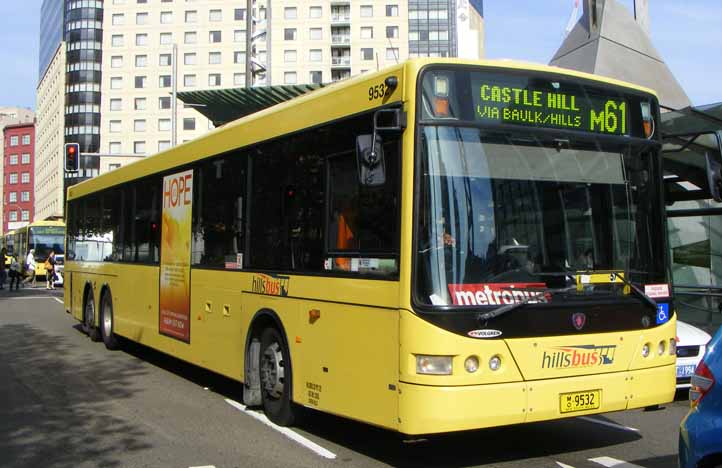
[39,0,102,196]
[408,0,457,57]
[408,0,483,58]
[39,0,65,80]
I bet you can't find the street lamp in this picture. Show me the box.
[171,43,178,147]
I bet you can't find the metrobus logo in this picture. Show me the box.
[251,274,290,297]
[447,283,550,306]
[541,344,617,369]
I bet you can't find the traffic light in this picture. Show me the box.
[64,143,80,172]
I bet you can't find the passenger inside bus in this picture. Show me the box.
[331,198,358,271]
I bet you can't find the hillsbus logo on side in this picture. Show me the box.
[251,274,290,297]
[541,344,617,369]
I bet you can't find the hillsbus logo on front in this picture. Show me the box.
[541,344,617,369]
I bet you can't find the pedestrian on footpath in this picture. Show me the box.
[8,256,21,291]
[45,250,57,290]
[22,249,37,288]
[0,247,6,290]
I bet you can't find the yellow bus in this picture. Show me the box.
[2,230,15,266]
[6,220,65,278]
[64,59,677,434]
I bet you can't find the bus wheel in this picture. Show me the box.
[100,291,120,350]
[259,327,296,426]
[84,288,101,342]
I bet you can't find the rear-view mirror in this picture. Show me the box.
[662,131,722,203]
[705,151,722,202]
[356,134,386,186]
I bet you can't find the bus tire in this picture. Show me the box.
[84,288,101,342]
[100,291,120,350]
[259,327,296,426]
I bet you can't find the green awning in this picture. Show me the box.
[177,84,325,127]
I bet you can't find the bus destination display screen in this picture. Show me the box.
[470,75,629,136]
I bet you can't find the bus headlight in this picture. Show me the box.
[658,340,666,356]
[416,355,453,375]
[670,338,677,356]
[489,355,502,371]
[642,343,650,358]
[464,356,479,373]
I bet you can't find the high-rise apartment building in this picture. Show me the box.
[3,123,36,233]
[269,1,408,84]
[36,0,484,219]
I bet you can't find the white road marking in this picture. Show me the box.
[6,296,60,300]
[589,456,645,467]
[556,462,577,468]
[189,466,216,468]
[578,416,639,432]
[225,399,336,460]
[54,297,64,304]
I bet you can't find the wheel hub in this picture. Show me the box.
[85,299,95,328]
[260,342,285,399]
[103,302,112,336]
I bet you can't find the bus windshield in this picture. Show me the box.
[29,226,65,259]
[415,126,665,307]
[4,235,14,256]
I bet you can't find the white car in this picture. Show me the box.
[53,254,64,287]
[676,320,712,388]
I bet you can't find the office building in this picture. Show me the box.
[35,43,67,222]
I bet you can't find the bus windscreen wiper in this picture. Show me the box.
[612,271,658,311]
[478,285,576,322]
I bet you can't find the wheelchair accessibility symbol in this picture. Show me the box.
[656,303,669,325]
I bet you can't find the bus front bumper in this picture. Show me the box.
[397,364,675,435]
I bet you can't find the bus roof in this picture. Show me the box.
[13,220,65,230]
[67,58,658,200]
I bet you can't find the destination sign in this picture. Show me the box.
[470,76,629,135]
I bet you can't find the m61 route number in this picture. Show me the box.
[368,82,389,101]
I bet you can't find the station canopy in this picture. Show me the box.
[661,102,722,135]
[177,84,325,127]
[661,102,722,207]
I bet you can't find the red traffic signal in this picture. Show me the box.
[64,143,80,172]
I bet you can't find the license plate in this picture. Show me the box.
[676,364,696,378]
[560,389,601,414]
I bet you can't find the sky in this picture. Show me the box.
[0,0,720,110]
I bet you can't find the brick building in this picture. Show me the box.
[3,122,36,233]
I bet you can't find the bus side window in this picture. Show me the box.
[326,136,399,276]
[192,152,247,269]
[77,194,102,262]
[67,199,80,260]
[135,177,160,263]
[245,111,398,277]
[248,135,325,272]
[102,189,123,262]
